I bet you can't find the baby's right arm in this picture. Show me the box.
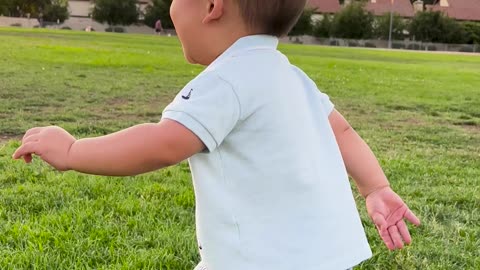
[12,119,205,176]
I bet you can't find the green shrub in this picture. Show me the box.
[93,0,138,27]
[290,9,315,36]
[374,12,405,40]
[425,45,437,51]
[348,41,358,47]
[144,0,173,29]
[105,27,125,33]
[43,2,69,24]
[407,43,421,50]
[313,15,332,38]
[329,40,339,46]
[114,26,125,33]
[459,45,474,53]
[462,22,480,44]
[410,11,466,44]
[331,2,374,39]
[392,42,406,49]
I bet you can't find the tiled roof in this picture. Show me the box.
[427,0,480,21]
[364,0,415,17]
[308,0,342,13]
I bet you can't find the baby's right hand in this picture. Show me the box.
[12,126,76,171]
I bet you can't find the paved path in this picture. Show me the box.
[0,135,20,146]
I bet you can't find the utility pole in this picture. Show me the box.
[388,0,394,49]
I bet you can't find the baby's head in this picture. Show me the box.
[170,0,307,65]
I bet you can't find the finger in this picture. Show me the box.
[22,134,40,145]
[12,142,38,160]
[23,154,33,163]
[372,213,388,231]
[388,226,404,250]
[404,208,421,226]
[397,219,412,245]
[22,127,43,142]
[379,226,395,250]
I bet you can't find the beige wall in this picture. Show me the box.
[0,16,40,27]
[69,1,92,17]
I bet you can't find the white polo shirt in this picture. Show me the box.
[162,35,372,270]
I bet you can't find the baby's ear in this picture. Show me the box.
[203,0,224,24]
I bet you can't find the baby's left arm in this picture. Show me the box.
[329,109,421,250]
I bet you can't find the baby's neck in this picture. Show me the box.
[200,28,253,66]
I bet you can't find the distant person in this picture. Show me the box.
[38,12,43,28]
[13,0,420,270]
[155,19,163,35]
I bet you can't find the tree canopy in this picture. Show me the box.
[0,0,69,22]
[92,0,139,27]
[144,0,173,29]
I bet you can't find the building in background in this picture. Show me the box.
[426,0,480,22]
[308,0,480,22]
[364,0,415,18]
[308,0,342,14]
[68,0,92,17]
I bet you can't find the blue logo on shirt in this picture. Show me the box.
[182,89,193,100]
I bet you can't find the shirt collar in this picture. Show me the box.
[207,35,279,70]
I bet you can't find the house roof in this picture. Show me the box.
[364,0,415,17]
[427,0,480,21]
[307,0,341,14]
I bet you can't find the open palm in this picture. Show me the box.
[366,187,421,250]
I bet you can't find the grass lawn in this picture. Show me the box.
[0,27,479,269]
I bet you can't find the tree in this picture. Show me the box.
[3,0,50,17]
[0,0,67,20]
[93,0,139,28]
[374,13,405,40]
[441,16,466,44]
[144,0,173,29]
[462,22,480,44]
[289,9,315,36]
[313,15,333,38]
[331,2,374,39]
[42,0,69,23]
[410,11,465,43]
[0,0,14,16]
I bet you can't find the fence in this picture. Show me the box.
[281,36,480,54]
[0,16,40,28]
[2,16,478,53]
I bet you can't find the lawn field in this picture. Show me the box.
[0,27,479,269]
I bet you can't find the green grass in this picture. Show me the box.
[0,27,479,269]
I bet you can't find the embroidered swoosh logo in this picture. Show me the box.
[182,89,193,100]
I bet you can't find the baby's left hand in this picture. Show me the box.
[12,126,76,171]
[365,186,421,250]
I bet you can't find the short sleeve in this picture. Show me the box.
[317,91,334,115]
[162,72,241,153]
[290,65,335,115]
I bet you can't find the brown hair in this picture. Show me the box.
[235,0,308,37]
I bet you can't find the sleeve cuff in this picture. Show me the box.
[325,100,335,115]
[162,110,218,153]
